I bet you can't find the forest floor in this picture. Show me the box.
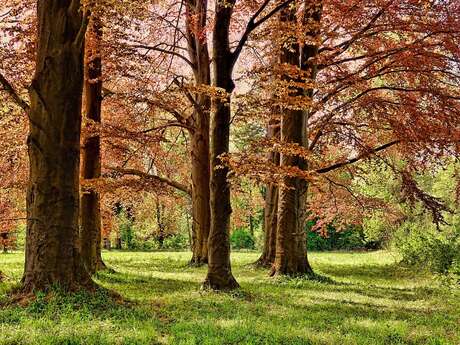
[0,251,459,345]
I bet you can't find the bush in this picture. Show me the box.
[447,257,460,284]
[131,238,157,251]
[394,222,460,278]
[362,213,391,248]
[231,228,255,250]
[120,222,134,250]
[162,234,189,250]
[306,221,368,251]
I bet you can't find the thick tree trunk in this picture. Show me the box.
[190,128,210,264]
[271,1,321,277]
[203,0,239,290]
[185,0,211,266]
[23,0,93,292]
[256,121,280,267]
[80,14,106,275]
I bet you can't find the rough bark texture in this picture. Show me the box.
[23,0,93,292]
[80,14,106,275]
[256,120,280,268]
[271,2,321,277]
[185,0,211,266]
[203,0,239,290]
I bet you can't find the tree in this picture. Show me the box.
[80,7,107,274]
[184,0,212,265]
[203,0,240,289]
[204,0,296,289]
[0,200,17,253]
[270,0,321,276]
[226,0,460,271]
[256,120,279,267]
[22,0,93,292]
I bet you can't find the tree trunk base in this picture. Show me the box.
[95,258,112,273]
[189,256,208,267]
[21,255,97,294]
[20,274,96,295]
[9,283,122,308]
[269,261,314,277]
[253,254,274,269]
[202,272,240,291]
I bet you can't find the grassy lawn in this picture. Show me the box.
[0,251,459,345]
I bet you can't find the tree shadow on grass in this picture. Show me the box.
[108,258,200,274]
[0,288,165,345]
[316,261,408,281]
[241,272,436,311]
[95,270,201,297]
[161,294,452,345]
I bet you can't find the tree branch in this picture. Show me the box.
[316,140,400,174]
[0,72,30,113]
[106,166,191,195]
[129,43,195,69]
[231,0,295,66]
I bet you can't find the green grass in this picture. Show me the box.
[0,251,459,345]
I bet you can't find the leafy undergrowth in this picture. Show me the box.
[0,251,459,345]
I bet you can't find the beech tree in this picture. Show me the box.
[184,0,211,265]
[204,0,295,290]
[1,0,458,293]
[227,0,460,272]
[23,0,93,292]
[256,121,279,267]
[80,7,106,274]
[269,0,321,276]
[203,0,240,290]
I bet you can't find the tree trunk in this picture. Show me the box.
[271,1,321,277]
[115,236,122,250]
[1,232,8,253]
[190,131,210,264]
[155,197,166,249]
[203,0,239,290]
[80,14,106,275]
[256,120,280,268]
[185,0,211,266]
[23,0,93,292]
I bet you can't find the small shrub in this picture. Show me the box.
[162,234,189,250]
[394,222,460,278]
[231,228,255,250]
[306,223,367,251]
[447,257,460,285]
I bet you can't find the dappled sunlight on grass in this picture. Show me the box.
[1,250,459,344]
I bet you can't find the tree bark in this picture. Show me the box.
[80,13,106,275]
[1,232,8,253]
[23,0,93,292]
[271,1,321,277]
[185,0,211,266]
[155,197,166,249]
[256,120,280,267]
[203,0,239,290]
